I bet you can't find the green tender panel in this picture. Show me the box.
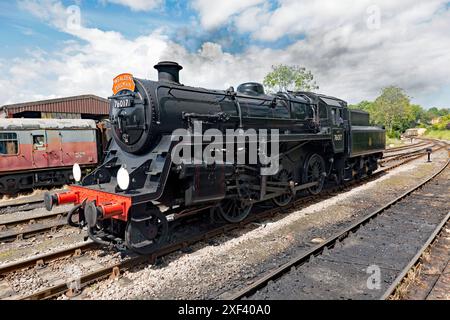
[349,110,370,126]
[350,126,386,157]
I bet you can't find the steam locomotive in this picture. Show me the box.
[45,61,385,254]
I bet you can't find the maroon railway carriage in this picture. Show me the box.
[0,118,100,194]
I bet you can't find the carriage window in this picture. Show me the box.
[331,108,336,124]
[0,132,18,155]
[33,135,46,150]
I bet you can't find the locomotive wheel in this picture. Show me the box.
[303,153,326,195]
[272,169,294,207]
[125,211,169,254]
[214,198,252,223]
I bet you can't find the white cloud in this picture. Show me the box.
[234,3,271,33]
[2,0,450,109]
[18,0,68,30]
[238,0,446,42]
[189,0,450,105]
[192,0,265,30]
[102,0,163,11]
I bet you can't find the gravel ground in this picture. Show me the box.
[82,149,448,300]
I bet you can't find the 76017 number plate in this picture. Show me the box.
[111,98,133,108]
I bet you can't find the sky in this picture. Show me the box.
[0,0,449,108]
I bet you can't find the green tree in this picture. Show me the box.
[427,107,440,118]
[349,100,381,126]
[427,107,449,120]
[407,104,424,125]
[263,64,319,93]
[350,90,448,136]
[373,86,411,137]
[349,100,372,111]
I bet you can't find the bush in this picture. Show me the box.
[387,131,401,139]
[432,115,450,130]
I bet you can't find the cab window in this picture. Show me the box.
[33,135,46,150]
[331,108,336,124]
[338,109,344,124]
[319,103,328,119]
[0,132,18,155]
[331,108,344,126]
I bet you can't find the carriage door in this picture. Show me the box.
[45,130,64,167]
[31,131,48,168]
[331,108,344,153]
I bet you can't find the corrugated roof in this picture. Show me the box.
[0,95,109,116]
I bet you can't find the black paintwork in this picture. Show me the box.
[82,62,385,204]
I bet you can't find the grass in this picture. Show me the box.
[423,129,450,141]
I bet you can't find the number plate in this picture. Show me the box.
[111,98,133,108]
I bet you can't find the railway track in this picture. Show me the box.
[383,141,428,153]
[0,199,45,215]
[0,242,96,275]
[0,218,67,242]
[0,140,447,299]
[385,219,450,300]
[228,159,449,300]
[0,203,71,242]
[0,188,67,215]
[2,195,319,300]
[380,144,435,164]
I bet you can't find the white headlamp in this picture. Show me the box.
[72,163,82,182]
[117,167,130,190]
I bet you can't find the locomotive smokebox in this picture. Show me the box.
[154,61,183,84]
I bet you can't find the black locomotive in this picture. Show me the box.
[45,61,385,254]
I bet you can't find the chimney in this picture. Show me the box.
[154,61,183,84]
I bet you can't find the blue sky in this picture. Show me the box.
[0,0,449,108]
[0,0,297,56]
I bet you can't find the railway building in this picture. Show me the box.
[0,95,109,121]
